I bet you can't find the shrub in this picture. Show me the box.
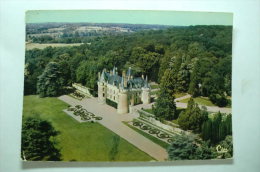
[95,117,102,120]
[81,116,91,121]
[75,105,82,109]
[209,94,228,107]
[89,113,95,117]
[157,133,167,139]
[67,107,75,111]
[167,138,174,143]
[140,125,149,130]
[148,129,156,134]
[106,99,118,109]
[133,121,142,126]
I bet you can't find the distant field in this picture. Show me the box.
[26,43,83,50]
[23,95,153,161]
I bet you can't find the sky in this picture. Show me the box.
[26,10,233,26]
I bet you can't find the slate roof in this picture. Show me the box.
[99,68,149,89]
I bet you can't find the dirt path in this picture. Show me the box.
[58,95,168,161]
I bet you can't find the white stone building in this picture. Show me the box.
[97,67,151,114]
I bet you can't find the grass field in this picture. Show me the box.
[26,43,83,50]
[143,108,154,114]
[151,84,160,89]
[123,122,170,149]
[174,93,187,98]
[23,95,153,161]
[179,96,215,106]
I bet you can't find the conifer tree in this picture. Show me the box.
[37,62,64,97]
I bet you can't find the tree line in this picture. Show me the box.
[24,25,232,103]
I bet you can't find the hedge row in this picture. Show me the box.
[70,91,85,100]
[106,98,117,109]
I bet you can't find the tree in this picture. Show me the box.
[21,117,61,161]
[76,60,98,96]
[130,47,160,81]
[37,62,64,97]
[201,112,232,144]
[178,98,208,132]
[54,53,72,86]
[218,135,233,158]
[153,88,177,121]
[167,134,215,160]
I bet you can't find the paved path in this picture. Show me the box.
[174,94,231,114]
[58,95,168,161]
[132,94,231,114]
[174,94,191,101]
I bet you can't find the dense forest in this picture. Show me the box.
[24,24,232,106]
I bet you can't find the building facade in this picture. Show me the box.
[97,67,151,114]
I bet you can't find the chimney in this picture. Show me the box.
[122,70,127,88]
[122,70,126,78]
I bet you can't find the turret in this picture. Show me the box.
[127,67,132,81]
[141,75,151,104]
[117,89,128,114]
[98,69,106,104]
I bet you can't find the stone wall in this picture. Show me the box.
[72,83,93,97]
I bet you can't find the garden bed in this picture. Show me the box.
[64,105,102,123]
[129,119,177,144]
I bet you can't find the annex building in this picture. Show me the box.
[97,67,151,114]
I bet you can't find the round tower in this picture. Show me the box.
[117,89,128,114]
[141,87,151,104]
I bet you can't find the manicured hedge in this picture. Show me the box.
[106,98,118,109]
[132,119,175,142]
[69,105,102,122]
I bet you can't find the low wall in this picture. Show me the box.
[72,83,93,97]
[137,109,190,135]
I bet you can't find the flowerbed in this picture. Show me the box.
[132,120,174,143]
[67,105,102,122]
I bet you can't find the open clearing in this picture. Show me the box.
[23,95,153,161]
[178,96,215,106]
[26,43,83,50]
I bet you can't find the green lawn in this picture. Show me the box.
[151,84,159,89]
[174,93,187,98]
[179,97,215,106]
[151,90,160,96]
[23,95,153,161]
[143,108,154,114]
[123,122,170,149]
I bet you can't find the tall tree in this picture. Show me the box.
[37,62,64,97]
[153,64,177,121]
[178,98,208,132]
[167,134,215,160]
[153,88,177,121]
[201,112,232,144]
[21,117,61,161]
